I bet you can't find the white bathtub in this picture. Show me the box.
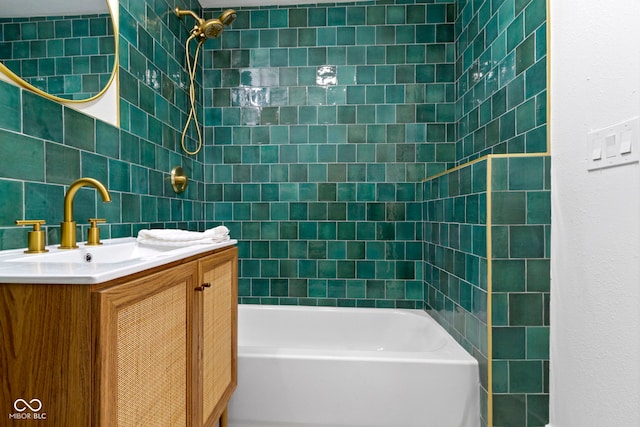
[228,305,479,427]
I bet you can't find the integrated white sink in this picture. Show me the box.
[8,241,182,264]
[0,237,237,284]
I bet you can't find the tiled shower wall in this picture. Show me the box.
[454,0,546,165]
[0,14,116,99]
[423,158,490,423]
[202,0,457,307]
[0,0,208,248]
[423,0,549,426]
[424,155,550,427]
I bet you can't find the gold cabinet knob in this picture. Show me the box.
[86,218,107,246]
[15,220,48,253]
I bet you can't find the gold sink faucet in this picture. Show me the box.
[60,178,112,249]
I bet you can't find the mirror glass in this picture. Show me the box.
[0,0,116,102]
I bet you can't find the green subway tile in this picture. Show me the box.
[492,259,526,292]
[0,130,45,181]
[318,27,336,46]
[46,143,81,184]
[0,82,21,132]
[493,394,527,426]
[0,180,24,226]
[493,326,526,359]
[509,293,544,326]
[407,5,426,24]
[510,225,545,258]
[492,192,526,224]
[309,7,327,27]
[24,182,65,224]
[64,108,95,151]
[527,191,550,224]
[365,279,384,297]
[328,6,347,26]
[81,152,109,185]
[108,158,131,192]
[23,91,63,143]
[527,259,550,292]
[318,261,337,279]
[525,0,547,35]
[510,360,544,393]
[525,58,546,98]
[527,326,550,359]
[528,393,550,426]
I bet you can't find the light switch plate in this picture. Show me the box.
[587,117,640,171]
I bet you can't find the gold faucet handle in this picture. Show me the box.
[15,220,49,254]
[86,218,106,246]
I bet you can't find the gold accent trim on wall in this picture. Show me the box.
[486,156,494,427]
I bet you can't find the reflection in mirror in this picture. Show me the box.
[0,0,116,102]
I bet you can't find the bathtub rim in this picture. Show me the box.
[237,304,478,365]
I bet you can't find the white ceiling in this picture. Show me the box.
[199,0,367,8]
[1,0,367,18]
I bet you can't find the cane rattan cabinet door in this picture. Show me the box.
[193,247,238,427]
[94,261,198,427]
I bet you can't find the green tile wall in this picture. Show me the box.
[0,14,116,100]
[421,0,548,424]
[0,0,207,249]
[202,0,457,307]
[490,155,550,427]
[423,158,490,423]
[454,0,547,164]
[423,155,550,427]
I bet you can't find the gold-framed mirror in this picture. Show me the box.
[0,0,117,104]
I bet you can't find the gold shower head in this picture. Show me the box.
[175,7,236,40]
[218,9,237,26]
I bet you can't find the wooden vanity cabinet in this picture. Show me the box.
[0,246,238,427]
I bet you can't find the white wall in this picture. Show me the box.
[549,0,640,426]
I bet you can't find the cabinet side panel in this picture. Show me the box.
[0,284,91,427]
[116,282,188,427]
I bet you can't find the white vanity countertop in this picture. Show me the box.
[0,237,237,285]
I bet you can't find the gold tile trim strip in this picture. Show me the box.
[547,0,551,157]
[486,156,494,427]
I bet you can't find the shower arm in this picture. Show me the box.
[175,7,204,24]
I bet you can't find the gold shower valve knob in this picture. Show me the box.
[15,220,49,253]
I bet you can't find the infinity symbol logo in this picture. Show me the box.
[13,399,42,412]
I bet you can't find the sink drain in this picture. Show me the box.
[85,253,93,263]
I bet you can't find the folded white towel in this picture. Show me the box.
[137,226,230,247]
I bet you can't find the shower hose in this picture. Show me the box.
[181,33,204,156]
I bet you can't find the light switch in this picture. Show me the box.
[605,134,617,158]
[591,146,602,160]
[587,117,640,171]
[620,130,632,154]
